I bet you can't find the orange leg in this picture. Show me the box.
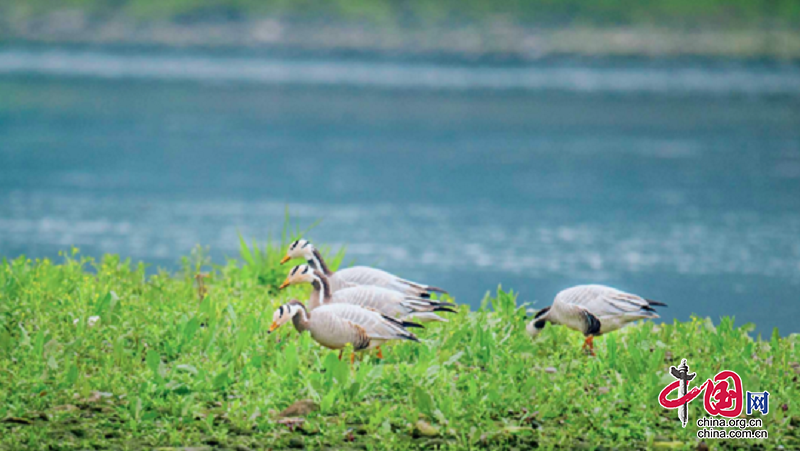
[338,350,344,361]
[377,346,384,359]
[582,336,596,356]
[350,352,356,365]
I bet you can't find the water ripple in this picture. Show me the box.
[1,49,799,95]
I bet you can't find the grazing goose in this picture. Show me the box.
[526,284,666,354]
[268,299,421,362]
[280,239,447,298]
[279,264,456,323]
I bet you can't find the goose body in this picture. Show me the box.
[281,239,447,298]
[280,265,455,323]
[527,284,666,352]
[269,300,420,353]
[334,266,445,298]
[330,286,451,323]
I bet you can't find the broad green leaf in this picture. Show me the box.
[146,350,161,375]
[64,363,79,386]
[239,235,254,266]
[414,386,434,416]
[444,351,464,367]
[212,369,229,389]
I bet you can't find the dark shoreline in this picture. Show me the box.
[3,16,800,61]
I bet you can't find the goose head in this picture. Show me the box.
[526,319,547,338]
[278,264,316,289]
[268,300,305,333]
[280,239,314,265]
[526,307,550,338]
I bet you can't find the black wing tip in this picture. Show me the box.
[426,286,449,294]
[646,299,667,307]
[405,334,421,342]
[381,313,425,330]
[435,306,458,314]
[380,313,404,327]
[405,297,456,309]
[402,320,425,329]
[425,299,456,308]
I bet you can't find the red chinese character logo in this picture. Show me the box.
[659,367,743,418]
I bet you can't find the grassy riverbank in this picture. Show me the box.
[2,1,800,58]
[5,0,800,29]
[0,241,798,450]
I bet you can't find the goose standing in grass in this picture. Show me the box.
[526,285,666,355]
[268,299,421,362]
[280,239,448,298]
[279,264,456,323]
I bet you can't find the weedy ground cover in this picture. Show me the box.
[0,240,798,450]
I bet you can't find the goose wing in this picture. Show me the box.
[336,266,448,297]
[306,306,371,350]
[332,286,455,319]
[332,286,407,317]
[312,304,419,346]
[327,274,358,292]
[555,284,662,320]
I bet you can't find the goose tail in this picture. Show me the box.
[425,285,449,295]
[407,312,449,323]
[380,314,423,341]
[381,313,425,329]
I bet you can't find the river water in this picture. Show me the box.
[1,47,799,334]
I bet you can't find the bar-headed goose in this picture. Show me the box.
[268,299,421,362]
[526,284,666,354]
[280,239,447,298]
[279,264,456,323]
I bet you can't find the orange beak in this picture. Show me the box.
[279,255,291,265]
[278,278,291,290]
[268,321,279,333]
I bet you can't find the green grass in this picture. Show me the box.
[0,241,798,450]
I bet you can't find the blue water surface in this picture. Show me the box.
[1,47,799,334]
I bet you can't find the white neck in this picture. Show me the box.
[310,272,330,304]
[286,303,304,318]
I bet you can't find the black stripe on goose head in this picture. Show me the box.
[290,265,301,276]
[289,240,300,250]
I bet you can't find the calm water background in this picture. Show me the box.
[1,47,799,334]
